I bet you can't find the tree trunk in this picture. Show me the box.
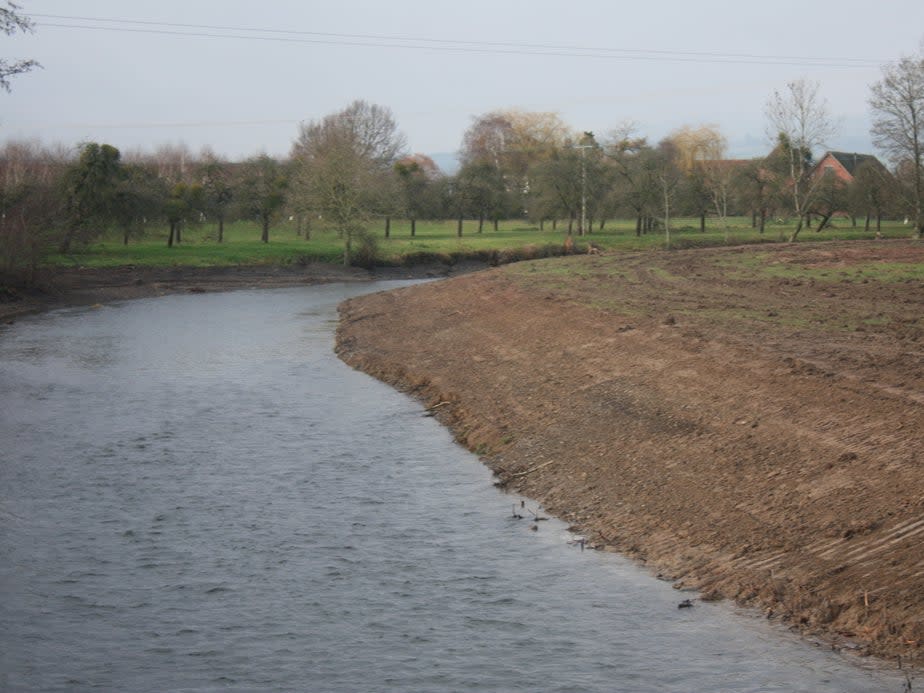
[218,216,224,243]
[817,212,833,231]
[759,209,766,234]
[636,214,642,237]
[788,216,804,242]
[877,214,882,232]
[865,212,871,231]
[539,218,544,231]
[493,217,499,232]
[700,211,706,233]
[59,230,73,254]
[167,222,176,248]
[175,223,182,244]
[343,230,351,266]
[663,189,671,249]
[123,229,129,245]
[457,215,463,237]
[478,214,484,233]
[598,218,605,231]
[410,218,416,237]
[568,212,574,235]
[751,211,757,228]
[261,217,269,243]
[384,216,390,239]
[552,219,557,231]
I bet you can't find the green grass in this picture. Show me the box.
[43,216,919,270]
[711,250,924,284]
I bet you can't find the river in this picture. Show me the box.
[0,282,903,692]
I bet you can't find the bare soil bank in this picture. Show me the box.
[336,240,924,667]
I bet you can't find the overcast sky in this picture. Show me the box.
[2,0,923,167]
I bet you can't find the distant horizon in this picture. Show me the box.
[2,0,916,168]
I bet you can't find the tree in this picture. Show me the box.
[1,2,39,92]
[237,155,287,243]
[734,158,773,233]
[654,138,682,247]
[809,169,849,231]
[394,154,441,237]
[765,79,836,240]
[848,160,895,231]
[291,100,406,265]
[198,151,234,243]
[454,159,507,232]
[112,163,164,245]
[0,140,66,282]
[530,145,583,234]
[869,52,924,237]
[604,128,660,236]
[60,142,123,252]
[164,182,203,248]
[461,109,570,221]
[668,124,734,232]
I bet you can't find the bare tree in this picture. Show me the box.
[0,140,67,282]
[848,160,895,231]
[462,109,571,221]
[869,52,924,237]
[654,138,682,247]
[291,100,406,265]
[1,2,39,92]
[604,126,660,236]
[668,124,728,232]
[765,79,836,240]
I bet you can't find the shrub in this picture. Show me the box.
[350,229,380,269]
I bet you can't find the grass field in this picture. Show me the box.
[44,216,919,269]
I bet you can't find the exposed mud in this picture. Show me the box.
[336,240,924,668]
[0,261,475,322]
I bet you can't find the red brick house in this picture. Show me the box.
[812,151,887,184]
[810,152,891,228]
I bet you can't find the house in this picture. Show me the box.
[812,151,887,185]
[810,152,892,228]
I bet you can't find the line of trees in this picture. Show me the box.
[2,47,923,281]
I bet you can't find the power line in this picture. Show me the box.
[32,14,885,69]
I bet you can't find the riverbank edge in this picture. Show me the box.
[0,260,487,323]
[333,259,921,679]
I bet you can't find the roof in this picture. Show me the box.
[825,151,884,176]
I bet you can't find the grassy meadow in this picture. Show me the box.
[45,216,918,269]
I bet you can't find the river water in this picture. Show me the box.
[0,283,903,692]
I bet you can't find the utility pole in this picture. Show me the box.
[573,142,593,236]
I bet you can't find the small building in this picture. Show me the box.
[812,151,887,184]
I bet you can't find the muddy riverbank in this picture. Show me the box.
[0,261,481,322]
[336,240,924,668]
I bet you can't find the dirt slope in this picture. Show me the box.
[336,240,924,666]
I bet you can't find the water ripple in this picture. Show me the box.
[0,285,903,693]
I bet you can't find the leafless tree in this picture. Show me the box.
[0,2,40,92]
[869,52,924,237]
[0,140,68,282]
[765,79,836,240]
[291,100,406,265]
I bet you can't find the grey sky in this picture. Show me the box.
[3,0,923,166]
